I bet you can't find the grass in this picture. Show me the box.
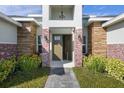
[0,67,50,88]
[73,67,124,88]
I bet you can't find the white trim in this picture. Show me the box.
[0,42,17,44]
[88,17,113,25]
[102,13,124,27]
[0,12,22,27]
[12,17,40,26]
[28,14,42,17]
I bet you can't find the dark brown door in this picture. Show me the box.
[52,35,63,61]
[63,35,72,61]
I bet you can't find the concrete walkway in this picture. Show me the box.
[45,68,80,88]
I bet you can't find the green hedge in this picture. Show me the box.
[0,57,16,82]
[18,54,42,72]
[83,55,124,82]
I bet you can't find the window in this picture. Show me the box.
[54,36,61,41]
[37,35,42,53]
[82,36,87,54]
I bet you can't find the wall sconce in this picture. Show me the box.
[44,36,49,42]
[72,28,75,33]
[78,34,82,42]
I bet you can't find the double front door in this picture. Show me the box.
[52,35,72,61]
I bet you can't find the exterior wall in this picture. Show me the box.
[107,21,124,44]
[107,44,124,60]
[107,21,124,60]
[17,22,37,55]
[42,5,82,28]
[0,44,17,59]
[0,18,17,44]
[42,5,82,67]
[88,22,107,56]
[0,18,17,59]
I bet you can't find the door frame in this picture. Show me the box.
[52,34,72,61]
[49,27,75,67]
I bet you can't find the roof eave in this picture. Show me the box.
[88,18,113,25]
[0,12,22,27]
[12,17,40,26]
[102,13,124,27]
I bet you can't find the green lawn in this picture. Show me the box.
[0,67,50,88]
[73,67,124,88]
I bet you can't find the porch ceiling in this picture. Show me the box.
[50,27,73,34]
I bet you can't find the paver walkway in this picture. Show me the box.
[45,67,80,88]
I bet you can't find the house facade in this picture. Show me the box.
[42,5,82,67]
[0,5,124,68]
[102,13,124,60]
[0,12,22,59]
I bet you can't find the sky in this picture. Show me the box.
[0,5,124,16]
[84,5,124,16]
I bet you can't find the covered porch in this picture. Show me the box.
[49,27,75,67]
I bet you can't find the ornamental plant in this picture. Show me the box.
[0,57,16,82]
[18,54,41,72]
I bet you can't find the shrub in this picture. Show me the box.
[84,55,124,82]
[18,54,41,72]
[0,57,16,82]
[106,58,124,82]
[84,55,107,73]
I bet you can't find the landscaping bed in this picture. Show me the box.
[0,67,49,88]
[73,67,124,88]
[73,55,124,88]
[0,54,50,88]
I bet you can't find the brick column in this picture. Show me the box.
[88,22,107,56]
[74,28,83,67]
[17,22,37,55]
[42,28,50,67]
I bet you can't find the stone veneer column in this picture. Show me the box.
[42,28,50,67]
[88,22,107,56]
[17,22,37,56]
[0,44,17,59]
[74,28,82,67]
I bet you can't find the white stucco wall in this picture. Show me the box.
[0,18,17,44]
[42,5,82,67]
[107,21,124,44]
[42,5,82,28]
[49,6,74,20]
